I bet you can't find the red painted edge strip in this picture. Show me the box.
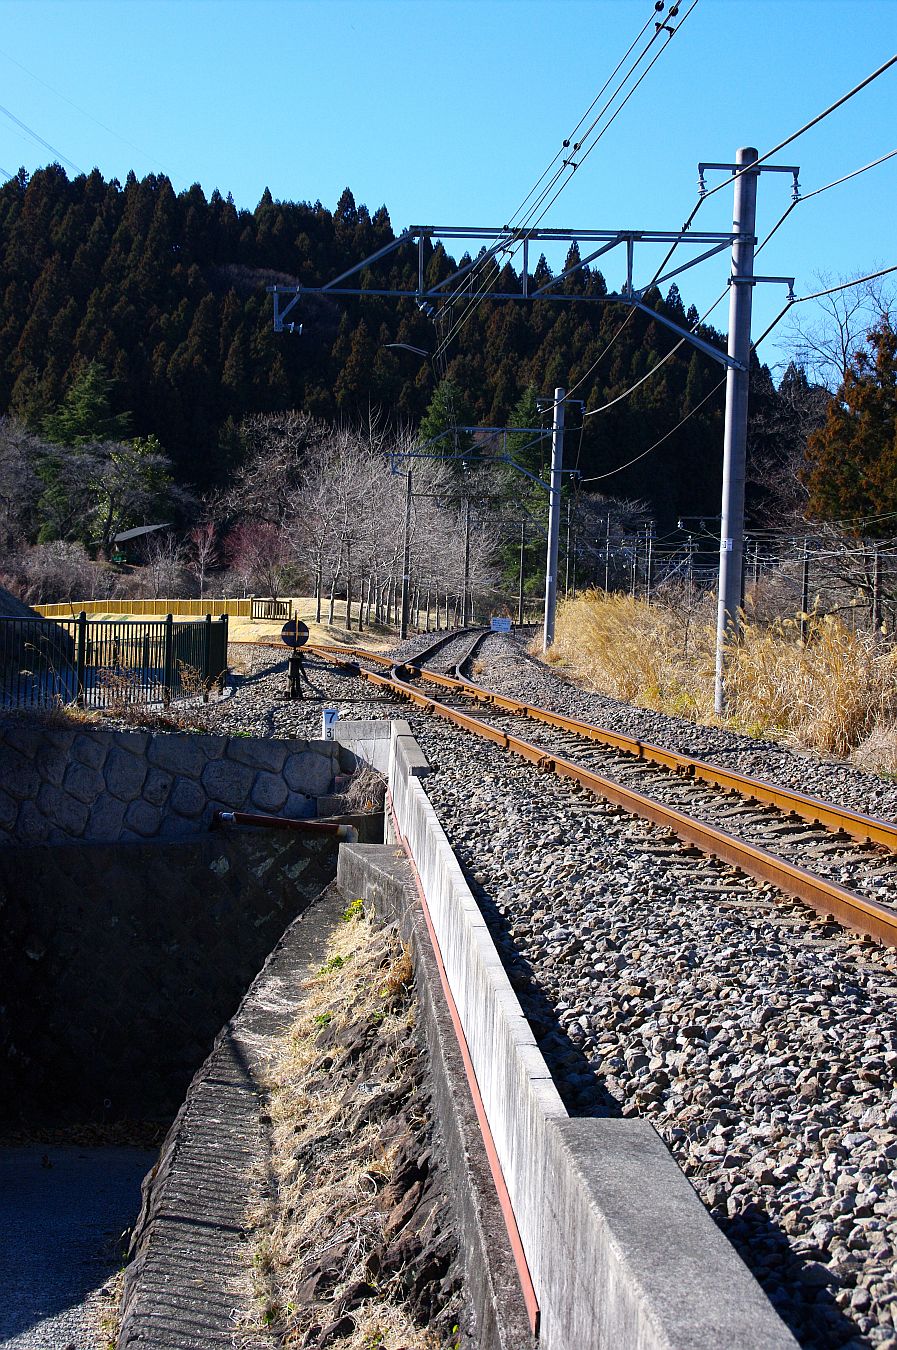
[385,790,541,1338]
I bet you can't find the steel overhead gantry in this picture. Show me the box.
[269,224,751,375]
[269,161,800,699]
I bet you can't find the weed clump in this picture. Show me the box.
[244,910,462,1349]
[545,590,897,759]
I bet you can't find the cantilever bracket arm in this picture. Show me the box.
[629,299,745,371]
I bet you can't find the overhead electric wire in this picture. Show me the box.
[526,0,700,230]
[0,101,83,174]
[435,2,668,334]
[0,45,182,185]
[751,263,897,353]
[801,147,897,201]
[503,2,661,227]
[568,137,897,423]
[580,375,725,482]
[431,2,696,365]
[699,53,897,203]
[579,260,897,485]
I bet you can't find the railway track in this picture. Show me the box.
[305,630,897,948]
[218,633,897,1347]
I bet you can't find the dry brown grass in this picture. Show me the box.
[243,904,440,1350]
[852,722,897,777]
[545,590,897,759]
[343,763,387,812]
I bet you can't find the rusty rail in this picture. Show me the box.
[306,643,897,947]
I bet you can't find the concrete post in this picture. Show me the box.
[518,520,526,626]
[543,387,565,650]
[461,496,471,626]
[714,147,759,715]
[400,469,412,640]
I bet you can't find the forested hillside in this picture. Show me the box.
[0,165,805,528]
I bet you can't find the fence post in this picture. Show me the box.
[163,613,173,707]
[203,613,212,702]
[220,614,229,692]
[76,611,87,706]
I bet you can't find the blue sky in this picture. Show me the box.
[0,0,895,364]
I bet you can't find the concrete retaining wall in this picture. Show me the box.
[384,723,797,1349]
[0,724,352,846]
[0,829,344,1123]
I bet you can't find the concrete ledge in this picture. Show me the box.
[337,842,534,1350]
[384,727,797,1350]
[333,719,394,775]
[390,718,431,778]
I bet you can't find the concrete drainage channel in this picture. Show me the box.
[2,716,799,1348]
[0,720,376,1350]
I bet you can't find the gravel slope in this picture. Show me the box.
[198,637,897,1350]
[0,1145,154,1350]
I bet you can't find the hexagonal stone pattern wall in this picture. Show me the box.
[0,726,351,845]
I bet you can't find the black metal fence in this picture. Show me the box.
[0,613,229,710]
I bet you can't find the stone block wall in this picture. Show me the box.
[0,724,354,846]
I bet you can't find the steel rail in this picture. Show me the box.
[307,644,897,947]
[307,641,897,852]
[445,672,897,855]
[259,639,897,854]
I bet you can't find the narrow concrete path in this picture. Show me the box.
[118,882,347,1349]
[0,1144,155,1350]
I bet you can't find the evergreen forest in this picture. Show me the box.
[0,165,817,534]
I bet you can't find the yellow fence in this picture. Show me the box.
[35,598,254,619]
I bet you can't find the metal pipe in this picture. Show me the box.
[212,811,358,841]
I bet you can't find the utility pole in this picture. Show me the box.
[714,147,759,715]
[461,496,471,626]
[604,515,611,593]
[800,542,810,645]
[872,544,882,638]
[564,499,571,596]
[542,388,565,650]
[400,469,412,640]
[518,520,526,626]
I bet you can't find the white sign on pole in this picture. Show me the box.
[490,616,512,633]
[322,709,339,740]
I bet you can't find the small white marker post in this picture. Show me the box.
[322,709,339,740]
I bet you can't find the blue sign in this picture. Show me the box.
[490,617,512,633]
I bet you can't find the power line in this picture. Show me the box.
[0,100,83,174]
[751,263,897,353]
[432,3,698,364]
[700,53,897,203]
[503,2,661,226]
[435,8,667,337]
[579,374,726,483]
[527,0,700,229]
[578,261,897,487]
[800,146,897,201]
[573,144,897,422]
[0,45,182,186]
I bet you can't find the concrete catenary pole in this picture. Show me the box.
[714,147,759,714]
[518,520,526,626]
[542,387,565,651]
[400,469,412,640]
[461,496,471,626]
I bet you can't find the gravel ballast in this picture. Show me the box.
[187,634,897,1348]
